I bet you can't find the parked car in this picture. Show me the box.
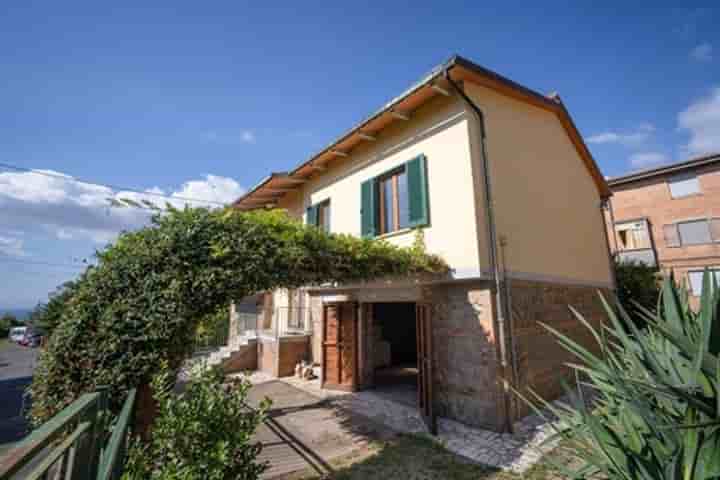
[9,326,27,343]
[26,332,45,348]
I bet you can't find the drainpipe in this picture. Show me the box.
[443,70,516,433]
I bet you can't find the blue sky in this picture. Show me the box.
[1,2,718,308]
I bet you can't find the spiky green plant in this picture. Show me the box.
[524,272,720,479]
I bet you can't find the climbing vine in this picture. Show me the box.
[29,207,446,426]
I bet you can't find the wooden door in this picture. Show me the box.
[416,303,437,434]
[322,302,358,391]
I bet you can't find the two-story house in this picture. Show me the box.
[606,153,720,308]
[228,55,614,433]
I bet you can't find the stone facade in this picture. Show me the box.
[507,279,609,419]
[426,282,505,430]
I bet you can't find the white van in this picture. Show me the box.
[10,326,27,343]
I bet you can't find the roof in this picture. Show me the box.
[233,54,610,210]
[607,152,720,188]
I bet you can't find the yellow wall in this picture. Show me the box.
[466,83,613,286]
[278,95,483,277]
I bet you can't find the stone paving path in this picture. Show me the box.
[241,370,564,474]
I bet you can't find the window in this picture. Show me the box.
[687,270,720,296]
[678,219,712,245]
[668,173,701,198]
[664,218,720,247]
[378,168,410,234]
[615,220,651,251]
[360,154,429,237]
[306,200,330,233]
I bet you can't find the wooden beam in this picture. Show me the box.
[277,177,307,185]
[357,131,377,141]
[310,164,327,171]
[390,110,410,121]
[262,187,296,193]
[431,84,451,96]
[330,149,349,157]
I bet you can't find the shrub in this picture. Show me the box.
[525,273,720,479]
[614,258,660,316]
[29,207,447,427]
[0,313,21,338]
[29,281,78,336]
[122,362,269,480]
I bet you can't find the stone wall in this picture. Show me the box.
[426,281,505,430]
[507,279,609,419]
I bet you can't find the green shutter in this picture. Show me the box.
[406,154,429,227]
[306,204,319,227]
[361,179,376,237]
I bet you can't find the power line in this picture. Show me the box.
[0,256,88,270]
[0,162,227,207]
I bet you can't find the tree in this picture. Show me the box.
[29,281,78,335]
[29,207,446,433]
[0,313,20,338]
[614,259,660,327]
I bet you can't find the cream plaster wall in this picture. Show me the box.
[465,83,613,286]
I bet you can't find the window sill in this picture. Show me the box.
[670,193,703,200]
[375,227,416,240]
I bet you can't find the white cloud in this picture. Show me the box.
[0,235,26,257]
[240,130,256,143]
[629,152,670,168]
[678,87,720,154]
[690,43,713,62]
[203,129,257,144]
[0,170,245,245]
[587,124,655,146]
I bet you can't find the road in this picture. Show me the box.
[0,341,39,451]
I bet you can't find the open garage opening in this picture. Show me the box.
[370,302,418,407]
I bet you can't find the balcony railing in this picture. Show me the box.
[617,248,657,267]
[235,306,313,341]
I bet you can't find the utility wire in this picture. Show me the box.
[0,161,227,207]
[0,256,88,270]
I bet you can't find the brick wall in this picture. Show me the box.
[507,279,609,419]
[608,162,720,308]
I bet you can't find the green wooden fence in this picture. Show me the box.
[0,388,137,480]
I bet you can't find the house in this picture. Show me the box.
[606,153,720,307]
[227,55,614,433]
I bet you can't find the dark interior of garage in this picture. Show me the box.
[371,302,418,406]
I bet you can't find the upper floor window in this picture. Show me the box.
[306,200,330,233]
[615,220,651,251]
[663,218,720,247]
[687,269,720,296]
[378,167,410,234]
[360,154,429,237]
[668,173,701,198]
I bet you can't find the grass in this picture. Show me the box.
[282,433,571,480]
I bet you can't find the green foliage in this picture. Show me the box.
[0,313,21,338]
[524,272,720,479]
[195,307,230,349]
[122,362,269,480]
[30,207,446,424]
[29,281,78,336]
[614,259,660,320]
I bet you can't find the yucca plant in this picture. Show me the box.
[524,271,720,479]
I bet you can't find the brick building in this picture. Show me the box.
[606,153,720,306]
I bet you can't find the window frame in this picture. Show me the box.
[663,217,720,248]
[376,166,409,236]
[614,219,651,252]
[667,173,701,199]
[307,199,331,233]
